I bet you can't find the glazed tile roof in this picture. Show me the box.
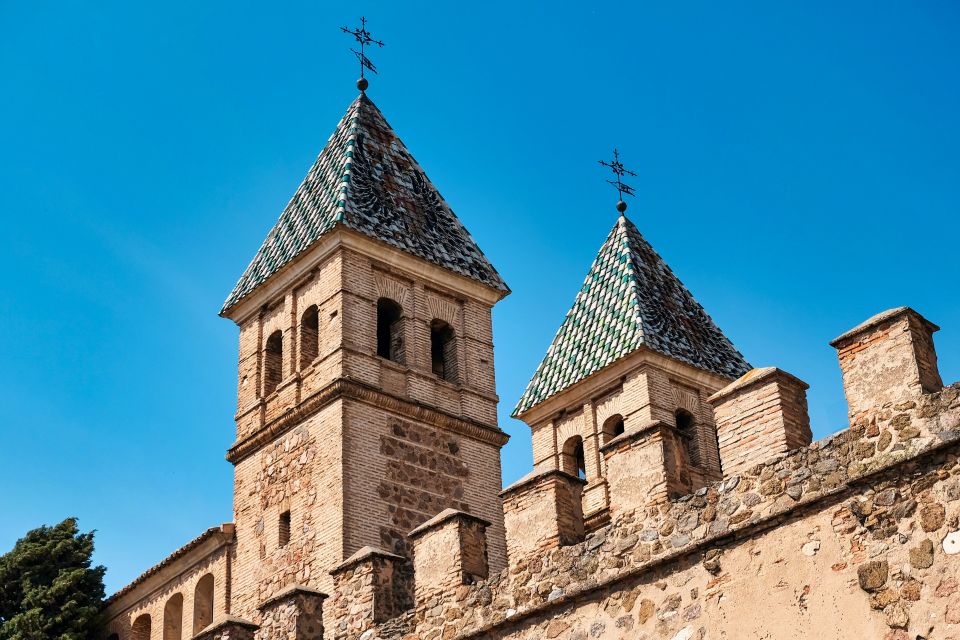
[513,214,751,416]
[222,93,508,313]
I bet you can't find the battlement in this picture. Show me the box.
[314,307,960,639]
[106,307,960,640]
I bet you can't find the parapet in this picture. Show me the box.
[600,418,705,513]
[501,469,586,567]
[256,584,326,640]
[709,367,812,476]
[831,306,942,422]
[328,546,412,636]
[408,509,491,605]
[193,616,258,640]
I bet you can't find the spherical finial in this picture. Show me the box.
[616,200,628,213]
[357,77,369,92]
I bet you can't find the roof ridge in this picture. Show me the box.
[616,214,650,346]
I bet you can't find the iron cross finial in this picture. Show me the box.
[598,149,637,213]
[340,16,385,91]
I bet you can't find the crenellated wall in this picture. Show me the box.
[312,307,960,640]
[108,306,959,640]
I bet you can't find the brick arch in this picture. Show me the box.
[374,273,411,309]
[131,614,151,640]
[425,293,461,327]
[192,573,215,634]
[595,391,625,434]
[163,592,184,640]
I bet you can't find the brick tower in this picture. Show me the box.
[219,90,510,617]
[512,212,750,528]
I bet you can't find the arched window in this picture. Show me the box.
[131,615,151,640]
[264,330,283,396]
[675,409,702,467]
[163,593,183,640]
[193,574,215,634]
[299,305,319,368]
[561,435,586,479]
[602,414,626,444]
[376,298,405,363]
[430,319,457,383]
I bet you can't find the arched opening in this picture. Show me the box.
[675,408,702,467]
[131,615,151,640]
[299,305,319,368]
[163,593,183,640]
[107,633,120,640]
[193,574,215,634]
[264,330,283,396]
[376,298,405,363]
[602,414,626,444]
[561,435,586,479]
[430,319,457,382]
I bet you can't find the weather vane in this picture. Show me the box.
[598,149,637,213]
[340,17,384,92]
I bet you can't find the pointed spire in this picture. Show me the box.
[513,214,750,416]
[222,94,507,313]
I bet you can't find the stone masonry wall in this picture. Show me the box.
[231,401,345,620]
[338,382,960,640]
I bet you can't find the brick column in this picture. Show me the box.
[601,419,674,513]
[708,367,812,477]
[500,469,585,568]
[408,509,490,606]
[830,307,942,422]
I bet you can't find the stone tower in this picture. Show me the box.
[512,213,750,528]
[219,91,510,617]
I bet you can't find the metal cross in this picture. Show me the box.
[341,17,385,79]
[598,149,637,203]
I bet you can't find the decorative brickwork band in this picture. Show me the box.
[501,469,586,567]
[831,307,942,422]
[408,509,491,605]
[255,584,327,640]
[227,377,509,464]
[708,367,812,477]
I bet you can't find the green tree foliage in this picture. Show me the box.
[0,518,106,640]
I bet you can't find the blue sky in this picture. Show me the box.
[1,1,958,594]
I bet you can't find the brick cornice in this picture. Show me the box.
[226,378,509,464]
